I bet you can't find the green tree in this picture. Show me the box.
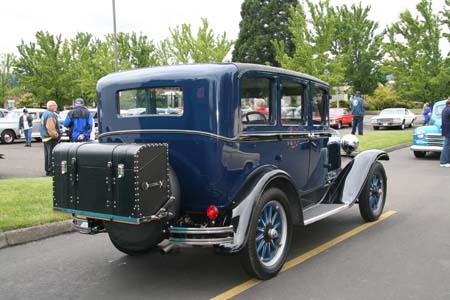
[384,0,449,102]
[333,3,385,94]
[366,84,401,110]
[274,0,384,94]
[158,18,233,64]
[17,92,40,108]
[274,0,344,86]
[0,53,15,101]
[15,31,75,107]
[233,0,297,66]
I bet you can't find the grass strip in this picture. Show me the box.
[0,177,70,232]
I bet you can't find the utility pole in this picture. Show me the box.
[112,0,118,72]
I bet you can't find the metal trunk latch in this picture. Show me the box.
[117,163,125,178]
[61,160,67,174]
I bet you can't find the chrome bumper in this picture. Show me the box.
[169,225,234,246]
[72,216,105,234]
[410,145,442,152]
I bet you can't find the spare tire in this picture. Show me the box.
[106,166,180,256]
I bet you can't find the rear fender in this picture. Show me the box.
[341,150,389,205]
[222,167,301,253]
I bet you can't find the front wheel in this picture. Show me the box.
[1,130,15,144]
[400,121,405,130]
[241,188,292,280]
[359,162,387,222]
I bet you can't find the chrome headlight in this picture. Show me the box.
[330,119,336,125]
[394,118,401,123]
[341,134,359,154]
[371,118,378,123]
[416,130,425,139]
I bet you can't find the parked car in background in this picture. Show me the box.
[371,108,416,130]
[410,99,446,158]
[0,108,45,144]
[329,108,353,129]
[0,108,8,118]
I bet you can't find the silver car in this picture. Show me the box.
[0,108,45,144]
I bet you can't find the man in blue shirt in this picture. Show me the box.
[439,98,450,167]
[350,91,366,135]
[64,98,93,142]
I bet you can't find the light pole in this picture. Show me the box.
[112,0,118,72]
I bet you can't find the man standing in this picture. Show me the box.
[19,108,33,147]
[63,98,93,142]
[439,98,450,167]
[40,101,60,176]
[350,91,366,135]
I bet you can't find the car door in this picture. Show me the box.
[343,108,352,125]
[277,77,310,193]
[305,84,330,204]
[31,112,42,136]
[239,75,282,174]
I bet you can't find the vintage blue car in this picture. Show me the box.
[53,63,389,280]
[410,99,446,158]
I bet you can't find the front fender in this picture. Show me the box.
[341,150,389,205]
[221,168,298,253]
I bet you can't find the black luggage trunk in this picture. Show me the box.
[53,143,169,223]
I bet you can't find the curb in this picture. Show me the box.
[0,220,74,249]
[0,143,413,250]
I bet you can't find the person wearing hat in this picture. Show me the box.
[63,98,93,142]
[18,108,33,147]
[422,102,432,126]
[350,91,366,135]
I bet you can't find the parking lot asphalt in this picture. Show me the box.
[0,140,46,179]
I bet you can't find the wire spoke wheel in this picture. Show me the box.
[241,188,292,280]
[256,200,287,267]
[359,162,387,222]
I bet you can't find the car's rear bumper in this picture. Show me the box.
[410,145,442,152]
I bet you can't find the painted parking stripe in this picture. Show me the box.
[210,210,397,300]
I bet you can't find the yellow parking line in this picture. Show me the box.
[210,210,397,300]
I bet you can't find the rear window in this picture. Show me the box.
[119,87,183,117]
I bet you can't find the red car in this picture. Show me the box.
[329,108,353,129]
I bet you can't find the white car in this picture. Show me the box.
[371,108,416,130]
[0,108,45,144]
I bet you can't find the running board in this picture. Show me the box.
[303,204,350,225]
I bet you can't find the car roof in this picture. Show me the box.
[97,63,328,91]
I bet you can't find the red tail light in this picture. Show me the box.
[206,205,219,220]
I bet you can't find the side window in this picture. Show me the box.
[241,77,273,125]
[119,87,183,117]
[311,87,328,125]
[281,80,306,125]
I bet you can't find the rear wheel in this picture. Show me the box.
[359,162,387,222]
[241,188,292,280]
[1,130,15,144]
[413,151,426,158]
